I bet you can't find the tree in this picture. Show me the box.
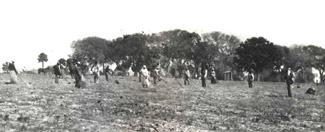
[192,41,218,78]
[202,31,241,79]
[303,45,325,83]
[2,62,9,73]
[234,37,283,81]
[38,52,48,68]
[58,58,66,66]
[160,29,201,77]
[71,36,111,71]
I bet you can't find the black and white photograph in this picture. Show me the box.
[0,0,324,131]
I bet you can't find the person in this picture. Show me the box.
[59,63,65,78]
[91,61,100,83]
[140,65,150,88]
[67,59,82,88]
[211,69,217,84]
[53,63,62,83]
[247,71,254,88]
[201,63,207,87]
[285,68,294,97]
[104,65,113,81]
[184,68,190,85]
[153,67,160,84]
[8,61,19,84]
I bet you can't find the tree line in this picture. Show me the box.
[3,29,323,83]
[68,29,325,83]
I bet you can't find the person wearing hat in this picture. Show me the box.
[8,61,19,84]
[140,65,150,88]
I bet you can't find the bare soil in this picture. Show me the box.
[0,73,324,132]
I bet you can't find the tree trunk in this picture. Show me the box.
[42,62,44,69]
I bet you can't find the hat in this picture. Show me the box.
[143,65,147,69]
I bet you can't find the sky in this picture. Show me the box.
[0,0,324,71]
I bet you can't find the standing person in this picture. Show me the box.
[104,65,112,81]
[247,71,254,88]
[91,61,100,83]
[53,62,62,84]
[67,59,82,88]
[8,61,19,84]
[285,68,294,97]
[59,63,65,78]
[201,63,207,87]
[153,67,160,84]
[183,68,190,85]
[140,65,150,88]
[211,69,217,84]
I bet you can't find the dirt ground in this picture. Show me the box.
[0,73,324,132]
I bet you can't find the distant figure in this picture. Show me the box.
[59,63,65,78]
[153,67,160,84]
[211,69,217,84]
[285,68,294,97]
[140,65,150,88]
[53,63,62,83]
[22,67,26,73]
[201,63,207,87]
[183,68,190,85]
[8,61,19,84]
[67,59,75,79]
[68,59,82,88]
[247,71,254,88]
[91,61,100,83]
[105,65,113,81]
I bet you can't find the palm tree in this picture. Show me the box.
[38,52,48,68]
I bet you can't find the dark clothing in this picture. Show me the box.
[248,81,253,88]
[105,66,112,81]
[285,71,294,97]
[183,69,190,85]
[184,75,189,85]
[68,62,82,88]
[8,63,18,74]
[211,71,217,84]
[201,64,206,87]
[247,73,253,88]
[53,65,62,77]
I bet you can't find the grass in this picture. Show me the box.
[0,73,324,131]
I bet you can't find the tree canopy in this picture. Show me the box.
[69,29,325,82]
[38,52,48,69]
[234,37,283,75]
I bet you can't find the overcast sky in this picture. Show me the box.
[0,0,324,70]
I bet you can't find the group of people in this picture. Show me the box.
[5,59,296,96]
[137,62,219,88]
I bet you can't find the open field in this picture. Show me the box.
[0,73,324,132]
